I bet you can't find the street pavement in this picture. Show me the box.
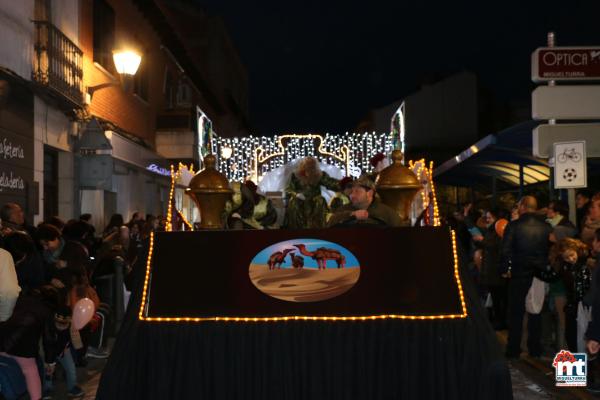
[498,331,598,400]
[510,364,554,399]
[44,355,107,399]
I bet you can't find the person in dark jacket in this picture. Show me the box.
[500,196,552,358]
[327,176,401,227]
[546,200,577,243]
[38,224,90,290]
[587,295,600,351]
[576,190,592,232]
[474,209,507,330]
[585,229,600,393]
[63,219,98,258]
[3,231,45,293]
[0,203,37,240]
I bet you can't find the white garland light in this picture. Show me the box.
[211,132,395,182]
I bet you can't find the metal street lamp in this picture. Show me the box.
[87,49,142,100]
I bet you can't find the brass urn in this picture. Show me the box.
[375,150,422,226]
[186,154,232,229]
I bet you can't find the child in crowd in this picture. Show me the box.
[540,238,592,352]
[42,304,85,399]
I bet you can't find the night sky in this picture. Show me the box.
[199,0,600,135]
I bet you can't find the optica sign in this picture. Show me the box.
[532,47,600,82]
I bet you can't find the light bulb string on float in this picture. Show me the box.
[137,231,468,323]
[409,158,439,226]
[253,134,350,181]
[166,164,180,232]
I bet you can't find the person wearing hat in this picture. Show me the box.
[327,175,402,227]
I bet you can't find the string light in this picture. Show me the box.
[254,134,350,179]
[211,132,395,182]
[409,158,440,227]
[177,209,194,230]
[166,163,197,231]
[166,165,177,232]
[452,229,468,316]
[137,231,467,323]
[138,231,155,321]
[428,161,441,226]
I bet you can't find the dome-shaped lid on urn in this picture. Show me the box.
[187,154,233,194]
[375,150,421,189]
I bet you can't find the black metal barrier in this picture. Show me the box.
[93,257,125,334]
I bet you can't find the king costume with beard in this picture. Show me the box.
[283,157,339,229]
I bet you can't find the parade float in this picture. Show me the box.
[167,132,440,230]
[97,132,511,400]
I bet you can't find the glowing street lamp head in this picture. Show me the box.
[113,50,142,75]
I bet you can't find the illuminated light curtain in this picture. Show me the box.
[211,132,395,182]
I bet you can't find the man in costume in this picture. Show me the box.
[329,177,353,212]
[284,157,339,229]
[228,181,278,229]
[327,175,401,227]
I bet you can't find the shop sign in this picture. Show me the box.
[532,47,600,81]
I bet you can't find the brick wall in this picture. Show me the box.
[80,0,179,146]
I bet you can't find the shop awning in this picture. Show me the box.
[433,120,550,189]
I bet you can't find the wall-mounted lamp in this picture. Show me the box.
[113,51,142,75]
[87,50,142,101]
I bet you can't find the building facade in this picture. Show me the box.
[356,71,526,166]
[0,0,249,231]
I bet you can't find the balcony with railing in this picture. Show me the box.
[33,20,84,108]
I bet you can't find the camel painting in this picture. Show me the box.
[293,244,346,270]
[249,238,359,302]
[268,248,293,270]
[288,252,305,269]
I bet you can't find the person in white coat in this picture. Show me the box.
[0,247,21,321]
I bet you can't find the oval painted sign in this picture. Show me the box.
[249,238,361,302]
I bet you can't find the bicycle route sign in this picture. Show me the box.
[554,141,586,189]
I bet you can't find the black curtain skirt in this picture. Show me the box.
[96,244,512,400]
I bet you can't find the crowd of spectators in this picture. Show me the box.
[448,190,600,390]
[8,160,600,397]
[0,203,166,399]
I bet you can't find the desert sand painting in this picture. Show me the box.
[249,264,361,302]
[249,238,361,302]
